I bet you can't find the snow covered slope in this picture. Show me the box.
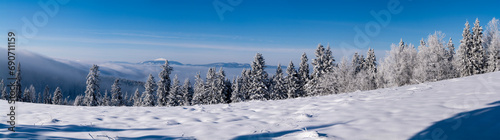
[1,72,500,140]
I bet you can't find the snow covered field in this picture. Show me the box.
[1,72,499,140]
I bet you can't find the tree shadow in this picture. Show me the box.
[117,135,196,140]
[230,120,354,140]
[0,123,183,139]
[409,100,500,140]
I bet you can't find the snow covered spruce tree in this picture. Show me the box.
[471,19,485,74]
[204,68,217,104]
[242,69,252,100]
[286,61,300,98]
[142,74,157,106]
[29,85,36,103]
[1,87,6,100]
[231,68,252,103]
[132,88,142,106]
[351,52,364,76]
[23,87,32,102]
[84,64,101,106]
[127,92,133,106]
[245,69,254,100]
[156,60,173,106]
[485,18,500,72]
[123,93,130,106]
[167,75,183,106]
[358,57,374,91]
[454,19,486,76]
[182,78,194,106]
[21,85,36,103]
[217,68,232,103]
[456,21,475,77]
[14,63,22,101]
[1,79,7,100]
[248,53,269,100]
[306,44,326,95]
[43,85,51,104]
[52,87,62,105]
[306,44,335,96]
[231,76,245,103]
[111,79,124,106]
[270,63,287,100]
[324,45,336,72]
[192,72,206,105]
[204,68,230,104]
[446,38,458,78]
[0,79,3,99]
[297,53,309,97]
[363,48,377,90]
[101,90,110,106]
[63,96,70,105]
[316,56,351,95]
[349,52,367,91]
[223,72,233,103]
[73,95,84,106]
[37,92,42,103]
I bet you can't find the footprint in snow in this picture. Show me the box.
[296,113,315,121]
[51,119,60,123]
[125,118,136,121]
[166,120,181,125]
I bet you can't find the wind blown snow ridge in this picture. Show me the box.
[1,71,499,139]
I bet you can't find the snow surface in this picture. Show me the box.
[1,72,500,140]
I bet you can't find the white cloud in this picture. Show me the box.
[32,36,313,53]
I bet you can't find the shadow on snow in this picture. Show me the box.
[410,100,500,140]
[0,123,190,139]
[231,120,353,140]
[117,135,195,140]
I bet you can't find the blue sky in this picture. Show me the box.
[1,0,499,64]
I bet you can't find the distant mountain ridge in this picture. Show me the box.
[138,58,287,69]
[139,59,185,66]
[139,59,250,68]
